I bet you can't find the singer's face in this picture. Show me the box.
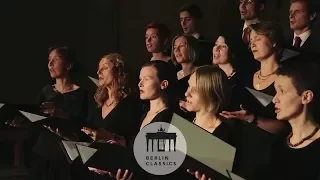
[97,58,115,87]
[48,49,68,78]
[184,73,203,112]
[138,66,162,100]
[212,36,230,65]
[273,75,304,121]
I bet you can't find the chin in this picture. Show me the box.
[140,94,148,100]
[276,114,286,121]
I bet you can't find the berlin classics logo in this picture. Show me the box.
[133,122,187,175]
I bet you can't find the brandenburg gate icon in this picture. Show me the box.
[145,125,177,152]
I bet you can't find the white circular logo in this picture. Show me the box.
[133,122,187,175]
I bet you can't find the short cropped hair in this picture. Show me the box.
[291,0,319,15]
[179,4,203,19]
[194,65,231,114]
[276,54,320,121]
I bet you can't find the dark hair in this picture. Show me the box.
[214,33,246,70]
[145,22,171,40]
[48,45,78,73]
[179,4,203,19]
[276,54,320,122]
[141,60,177,105]
[291,0,319,15]
[291,0,319,23]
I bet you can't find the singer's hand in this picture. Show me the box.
[5,115,25,128]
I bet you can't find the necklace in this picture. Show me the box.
[105,100,117,106]
[53,84,73,93]
[287,127,319,147]
[255,70,277,90]
[227,69,236,79]
[148,106,167,115]
[193,117,218,129]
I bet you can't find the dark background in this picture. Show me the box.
[1,0,319,104]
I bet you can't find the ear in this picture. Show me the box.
[160,80,169,90]
[301,90,314,105]
[259,3,265,12]
[310,12,317,21]
[67,64,73,71]
[163,38,168,45]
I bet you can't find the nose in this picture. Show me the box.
[181,19,186,26]
[146,37,151,43]
[174,46,180,54]
[138,80,143,87]
[97,68,101,75]
[239,2,246,9]
[184,87,190,98]
[272,93,279,104]
[48,60,53,67]
[250,40,256,49]
[289,11,294,19]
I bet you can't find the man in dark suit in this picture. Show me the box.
[239,0,266,45]
[287,0,319,54]
[178,4,213,66]
[237,0,267,77]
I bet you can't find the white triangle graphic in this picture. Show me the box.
[0,103,5,109]
[76,144,97,164]
[62,141,91,161]
[19,110,47,122]
[88,76,98,86]
[245,87,274,107]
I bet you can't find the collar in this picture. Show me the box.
[243,19,260,30]
[294,29,312,43]
[192,32,201,39]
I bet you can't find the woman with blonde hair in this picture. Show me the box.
[81,53,142,179]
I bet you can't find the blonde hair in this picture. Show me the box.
[94,53,129,107]
[171,34,199,66]
[194,65,230,113]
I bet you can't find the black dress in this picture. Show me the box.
[173,74,195,121]
[27,85,91,180]
[258,132,320,180]
[228,74,279,180]
[87,95,142,180]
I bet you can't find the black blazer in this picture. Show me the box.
[286,32,320,55]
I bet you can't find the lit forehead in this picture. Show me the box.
[146,28,159,35]
[275,75,294,89]
[141,66,157,77]
[174,36,187,45]
[180,11,191,18]
[49,50,59,58]
[188,73,196,85]
[290,1,307,11]
[216,36,226,44]
[99,58,112,68]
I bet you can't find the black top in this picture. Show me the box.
[259,132,320,180]
[33,85,88,158]
[241,72,277,119]
[87,95,142,142]
[227,71,245,112]
[173,74,195,121]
